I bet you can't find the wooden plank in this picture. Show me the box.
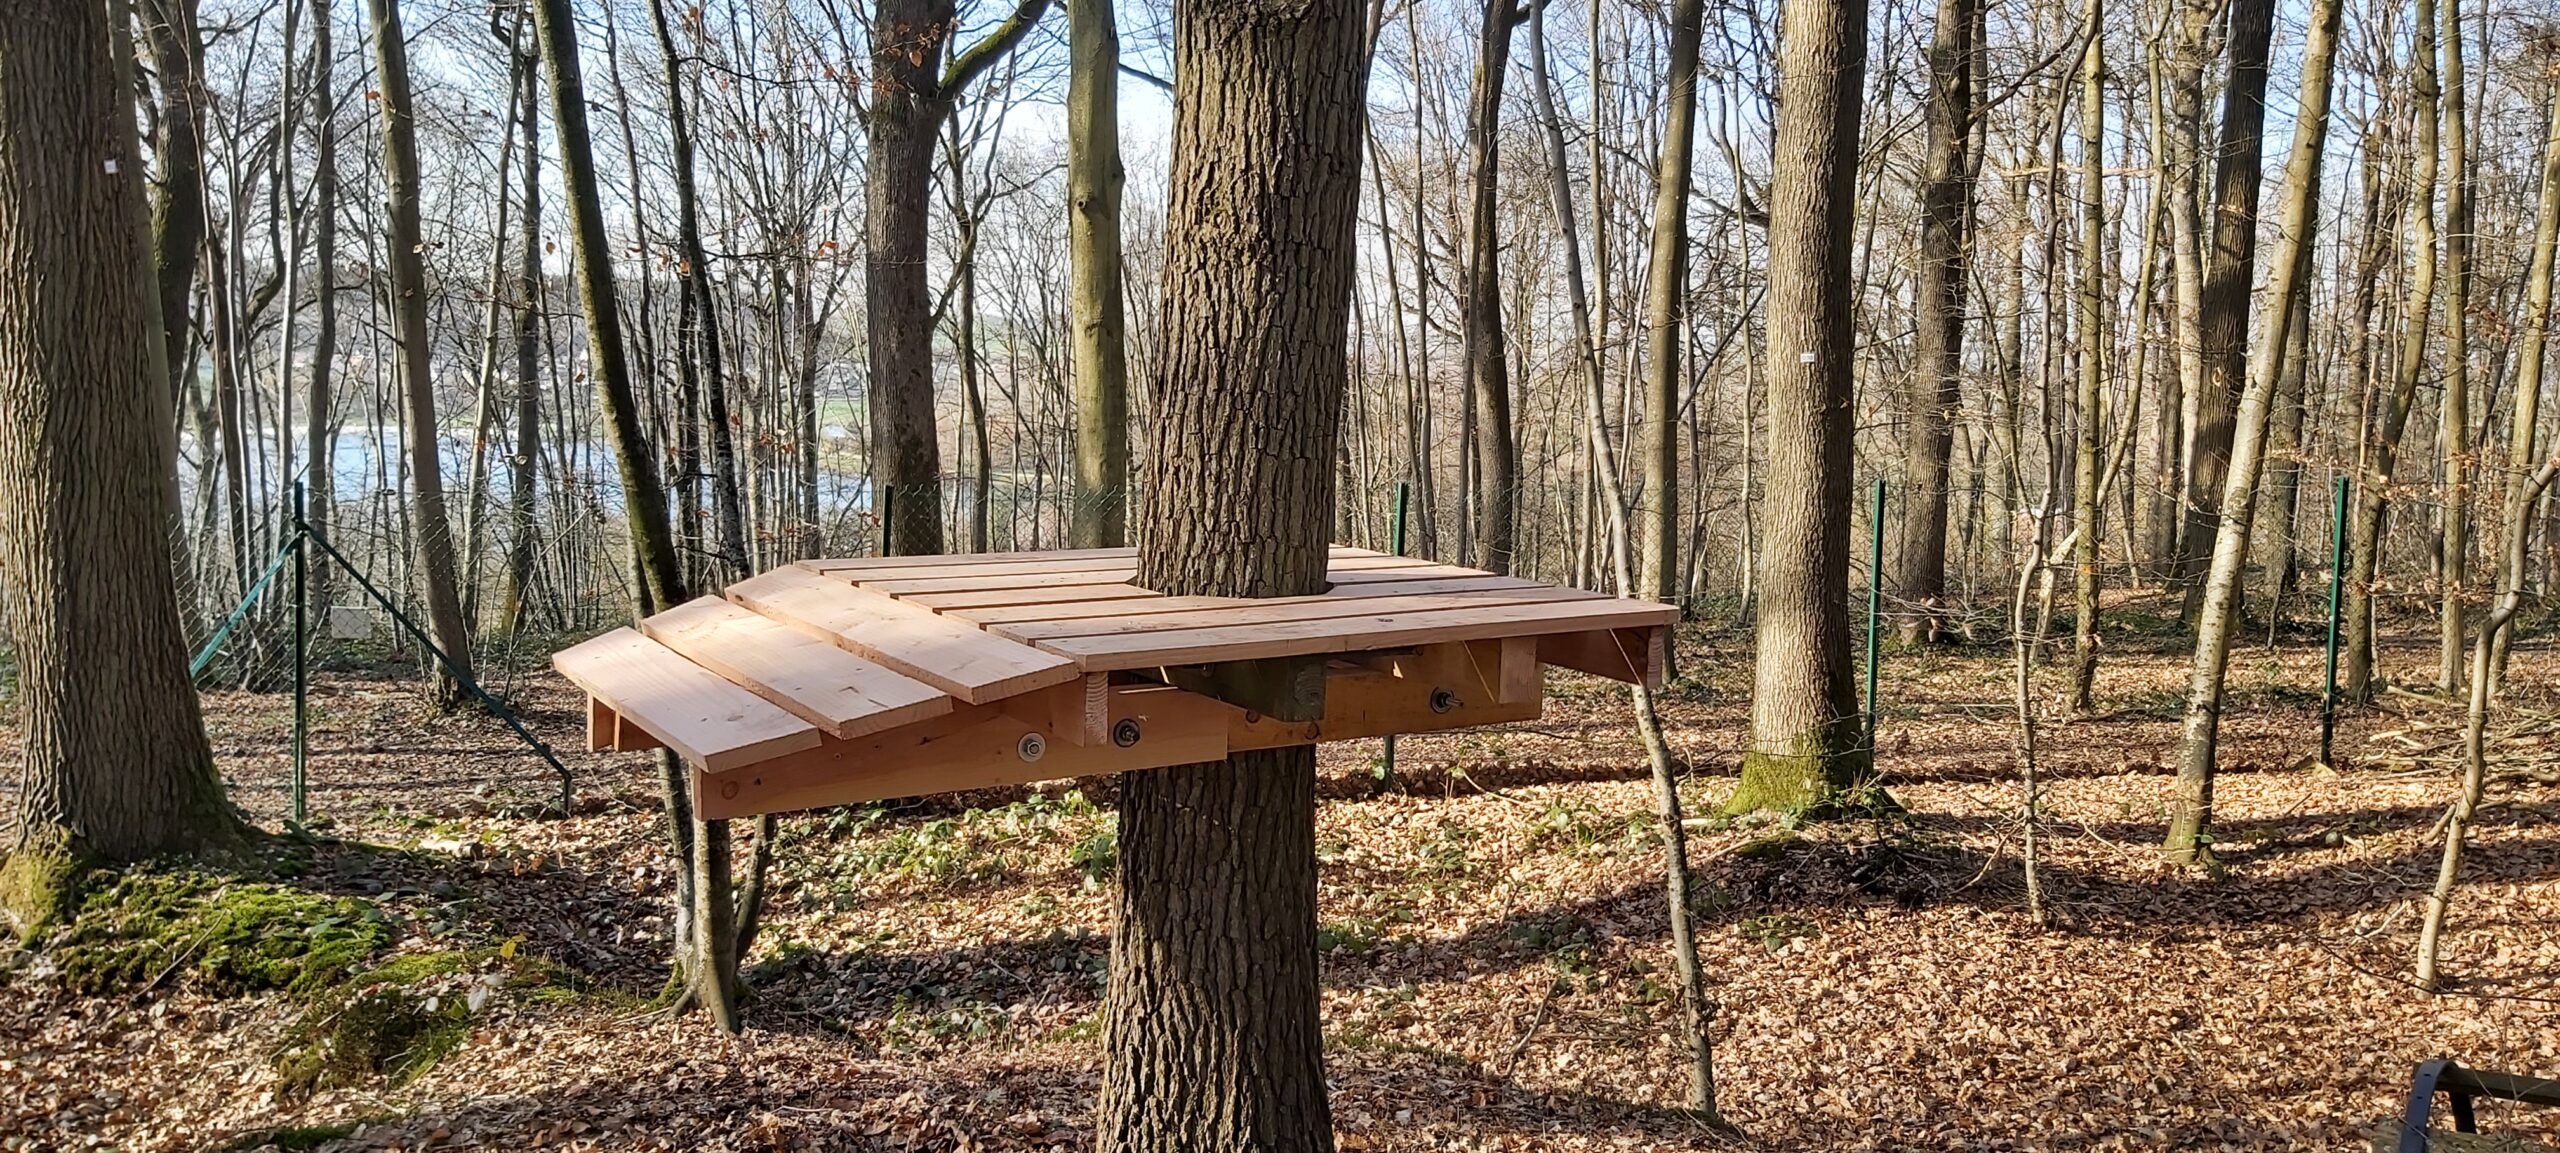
[727,567,1079,704]
[988,587,1601,644]
[800,547,1135,574]
[944,574,1567,626]
[552,628,818,771]
[1033,597,1680,671]
[638,596,951,740]
[899,583,1164,612]
[1327,563,1513,585]
[695,684,1229,818]
[585,698,662,754]
[852,566,1141,597]
[840,553,1147,584]
[1539,626,1668,690]
[801,543,1380,577]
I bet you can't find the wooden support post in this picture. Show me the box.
[1001,672,1113,745]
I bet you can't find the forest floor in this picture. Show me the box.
[4,592,2560,1152]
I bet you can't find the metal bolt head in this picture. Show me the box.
[1112,718,1142,748]
[1429,688,1459,714]
[1017,732,1047,762]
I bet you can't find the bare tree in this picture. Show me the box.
[1730,0,1873,815]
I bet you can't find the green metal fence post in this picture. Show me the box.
[1865,476,1885,748]
[1380,481,1410,786]
[292,481,308,827]
[2320,474,2349,767]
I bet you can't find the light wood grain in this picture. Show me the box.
[899,583,1165,612]
[987,587,1600,643]
[638,597,951,739]
[727,567,1079,703]
[552,627,819,770]
[942,574,1566,626]
[1031,597,1680,670]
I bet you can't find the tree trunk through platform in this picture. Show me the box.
[1097,2,1368,1149]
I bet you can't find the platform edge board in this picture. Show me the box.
[693,684,1230,819]
[552,627,821,771]
[1032,597,1682,671]
[726,567,1081,704]
[637,596,953,740]
[798,543,1390,578]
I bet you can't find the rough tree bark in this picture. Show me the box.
[2162,0,2341,863]
[864,0,1050,556]
[366,0,476,707]
[2435,0,2472,692]
[2345,0,2442,702]
[1095,2,1368,1147]
[2172,0,2277,608]
[501,34,542,630]
[1729,0,1874,815]
[1638,0,1706,607]
[304,0,340,613]
[1460,0,1523,575]
[1,0,240,913]
[1892,0,1976,644]
[2067,0,2105,714]
[1067,0,1129,549]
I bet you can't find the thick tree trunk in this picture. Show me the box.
[1067,0,1129,549]
[1460,0,1521,575]
[2162,0,2341,863]
[1892,0,1976,644]
[367,0,475,706]
[2173,0,2278,606]
[1729,0,1872,815]
[1638,0,1705,606]
[1097,3,1366,1148]
[1,0,238,884]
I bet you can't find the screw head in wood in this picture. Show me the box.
[1112,719,1142,747]
[1429,688,1459,714]
[1017,732,1047,762]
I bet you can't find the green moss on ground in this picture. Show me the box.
[272,943,589,1099]
[46,869,392,996]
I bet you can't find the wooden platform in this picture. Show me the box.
[555,547,1677,818]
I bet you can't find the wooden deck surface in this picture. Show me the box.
[554,546,1678,797]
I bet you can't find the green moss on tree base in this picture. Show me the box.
[0,847,84,940]
[1724,741,1888,819]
